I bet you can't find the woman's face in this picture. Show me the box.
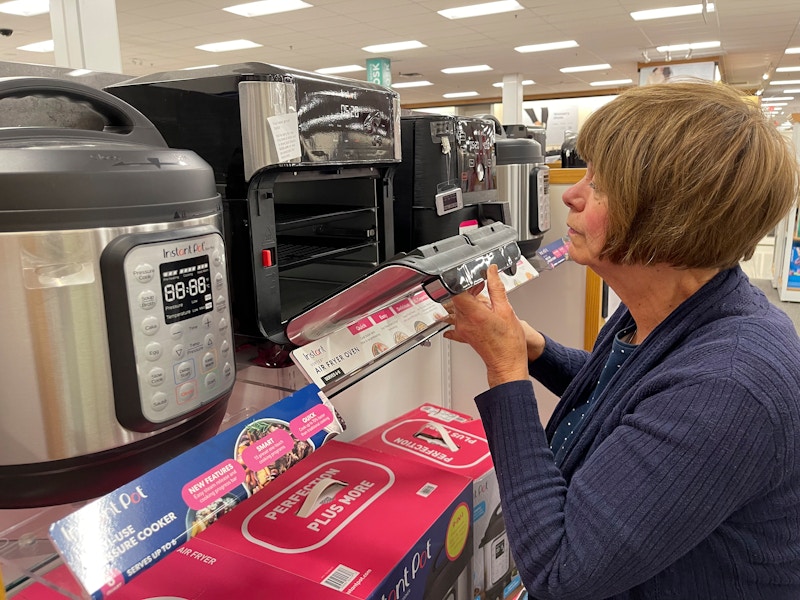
[562,164,609,268]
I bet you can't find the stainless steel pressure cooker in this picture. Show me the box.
[0,78,236,508]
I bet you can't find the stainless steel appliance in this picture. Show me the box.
[106,64,400,363]
[495,130,551,258]
[393,113,510,253]
[0,78,236,508]
[480,503,514,600]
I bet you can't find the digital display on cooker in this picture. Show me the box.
[159,255,213,324]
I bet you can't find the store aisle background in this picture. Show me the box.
[751,278,800,332]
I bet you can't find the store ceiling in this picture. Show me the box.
[0,0,799,123]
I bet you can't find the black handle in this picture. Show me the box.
[0,76,166,146]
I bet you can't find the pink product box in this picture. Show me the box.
[12,537,350,600]
[351,404,523,600]
[194,440,473,600]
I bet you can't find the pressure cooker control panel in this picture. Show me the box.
[101,226,235,432]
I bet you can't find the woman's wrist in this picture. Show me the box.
[521,321,546,362]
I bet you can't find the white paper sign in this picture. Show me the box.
[267,112,302,163]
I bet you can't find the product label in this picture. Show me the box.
[241,458,394,552]
[48,384,343,600]
[379,419,490,469]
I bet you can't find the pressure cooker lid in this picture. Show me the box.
[495,137,543,165]
[0,77,219,232]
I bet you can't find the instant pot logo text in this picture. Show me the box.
[379,538,433,600]
[163,241,209,258]
[57,486,149,544]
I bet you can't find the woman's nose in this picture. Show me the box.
[562,181,583,209]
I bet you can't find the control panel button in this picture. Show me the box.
[141,316,160,336]
[148,367,165,387]
[144,342,162,362]
[133,264,155,283]
[216,296,227,312]
[220,339,230,358]
[204,333,215,349]
[213,251,223,267]
[205,372,218,389]
[172,344,186,360]
[202,352,216,372]
[151,392,168,412]
[177,381,197,405]
[170,324,184,339]
[174,360,195,383]
[138,290,157,311]
[215,272,224,289]
[202,315,212,329]
[222,362,233,381]
[218,317,228,333]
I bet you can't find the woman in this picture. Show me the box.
[444,81,800,598]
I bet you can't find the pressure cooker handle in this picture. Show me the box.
[0,76,166,146]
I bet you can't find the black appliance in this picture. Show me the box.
[106,63,400,357]
[393,113,510,253]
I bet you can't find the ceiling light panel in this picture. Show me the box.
[630,3,715,21]
[362,40,426,53]
[515,40,579,53]
[560,64,611,73]
[0,0,49,16]
[441,64,493,74]
[492,80,534,87]
[315,65,365,74]
[438,0,523,20]
[590,79,633,86]
[776,66,800,72]
[17,39,53,52]
[195,39,262,52]
[443,91,479,98]
[223,0,312,17]
[392,80,434,88]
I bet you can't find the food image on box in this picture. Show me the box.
[48,384,344,600]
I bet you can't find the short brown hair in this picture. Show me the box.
[576,81,799,268]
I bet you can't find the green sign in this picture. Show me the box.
[366,57,392,87]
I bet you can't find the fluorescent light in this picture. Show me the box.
[223,0,312,17]
[656,41,720,52]
[781,88,800,93]
[66,69,92,76]
[590,79,633,87]
[438,0,522,19]
[362,40,426,53]
[181,64,220,70]
[630,3,715,21]
[761,96,794,101]
[443,91,479,98]
[515,40,578,53]
[0,0,49,16]
[17,39,53,52]
[560,63,611,73]
[392,80,434,88]
[762,102,788,107]
[769,79,800,85]
[786,48,800,54]
[776,66,800,72]
[315,64,365,74]
[492,80,534,87]
[195,39,262,52]
[441,64,492,74]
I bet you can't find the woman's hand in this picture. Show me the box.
[442,264,531,388]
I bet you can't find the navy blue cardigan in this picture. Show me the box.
[475,267,800,599]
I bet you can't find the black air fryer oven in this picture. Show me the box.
[107,64,400,358]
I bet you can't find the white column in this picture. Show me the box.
[50,0,122,73]
[501,73,524,124]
